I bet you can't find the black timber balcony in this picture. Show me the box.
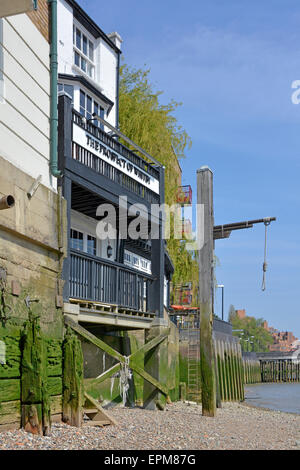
[70,249,154,314]
[70,109,160,205]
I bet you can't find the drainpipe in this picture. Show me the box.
[116,52,120,129]
[48,0,61,178]
[0,195,15,210]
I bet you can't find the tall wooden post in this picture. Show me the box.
[62,327,84,427]
[21,314,50,436]
[197,167,216,416]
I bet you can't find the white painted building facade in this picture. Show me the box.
[0,13,54,190]
[57,0,122,129]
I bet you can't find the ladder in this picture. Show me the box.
[187,316,201,403]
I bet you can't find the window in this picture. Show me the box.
[73,25,95,79]
[58,83,74,103]
[80,89,105,129]
[124,250,151,274]
[70,229,84,251]
[70,229,97,256]
[87,235,96,256]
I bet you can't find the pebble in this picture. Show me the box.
[0,402,299,450]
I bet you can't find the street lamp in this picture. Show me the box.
[216,284,224,321]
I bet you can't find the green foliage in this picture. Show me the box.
[119,63,199,302]
[230,312,273,352]
[228,304,236,323]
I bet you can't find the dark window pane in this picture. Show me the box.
[81,57,87,72]
[80,90,85,108]
[87,235,96,256]
[76,28,81,49]
[70,229,83,251]
[58,83,63,93]
[100,107,105,129]
[87,95,92,114]
[82,35,88,55]
[94,102,99,127]
[64,85,74,102]
[89,41,94,61]
[74,51,80,67]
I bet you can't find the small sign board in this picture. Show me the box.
[73,124,160,195]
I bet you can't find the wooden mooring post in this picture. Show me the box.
[197,167,216,416]
[62,326,84,427]
[21,314,50,436]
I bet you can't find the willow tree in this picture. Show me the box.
[119,64,199,304]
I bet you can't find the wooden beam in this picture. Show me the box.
[94,363,121,384]
[129,360,169,397]
[84,392,118,426]
[130,331,169,360]
[65,316,170,400]
[197,167,216,417]
[64,316,125,364]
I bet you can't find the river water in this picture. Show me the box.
[244,383,300,415]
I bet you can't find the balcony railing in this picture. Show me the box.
[71,110,160,204]
[70,249,154,313]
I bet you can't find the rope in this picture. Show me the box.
[261,220,271,291]
[119,356,132,407]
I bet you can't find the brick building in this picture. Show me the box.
[235,311,298,353]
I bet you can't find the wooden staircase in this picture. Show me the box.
[83,392,117,427]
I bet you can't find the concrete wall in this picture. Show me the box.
[0,156,65,337]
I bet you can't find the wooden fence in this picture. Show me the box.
[260,360,300,383]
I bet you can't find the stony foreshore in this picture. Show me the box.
[0,401,299,450]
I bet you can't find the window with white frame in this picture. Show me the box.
[58,83,74,103]
[70,229,84,251]
[73,24,95,79]
[124,250,151,274]
[80,89,105,129]
[70,228,97,256]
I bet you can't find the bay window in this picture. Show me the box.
[80,89,105,129]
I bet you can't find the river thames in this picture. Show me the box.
[245,383,300,414]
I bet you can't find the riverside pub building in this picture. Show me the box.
[57,0,174,408]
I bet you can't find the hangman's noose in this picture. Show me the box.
[261,218,271,291]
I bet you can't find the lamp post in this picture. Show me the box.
[216,284,224,320]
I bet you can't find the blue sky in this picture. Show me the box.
[77,0,300,337]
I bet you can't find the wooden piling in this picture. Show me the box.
[62,327,84,427]
[197,167,216,417]
[21,315,50,436]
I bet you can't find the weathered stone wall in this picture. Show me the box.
[0,156,66,337]
[0,157,66,428]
